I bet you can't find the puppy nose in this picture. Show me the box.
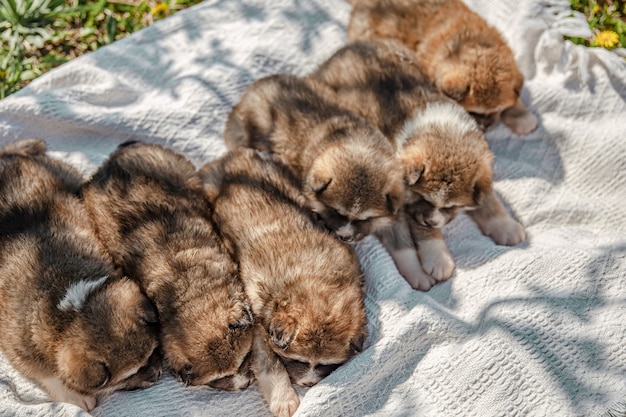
[338,234,354,242]
[424,218,437,228]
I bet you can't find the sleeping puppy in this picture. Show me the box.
[82,142,255,391]
[224,73,404,243]
[0,139,161,411]
[312,39,526,290]
[347,0,538,135]
[199,148,367,417]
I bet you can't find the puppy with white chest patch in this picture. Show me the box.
[224,73,404,243]
[312,39,526,290]
[347,0,539,135]
[199,148,367,417]
[82,141,255,391]
[0,139,162,411]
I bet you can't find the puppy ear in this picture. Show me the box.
[473,161,493,206]
[438,66,470,102]
[268,301,298,349]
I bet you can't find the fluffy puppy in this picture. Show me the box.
[82,142,254,390]
[347,0,538,135]
[224,73,404,243]
[312,39,525,290]
[199,148,367,417]
[0,139,161,411]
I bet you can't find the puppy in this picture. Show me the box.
[312,39,526,290]
[347,0,538,135]
[199,148,367,417]
[0,139,161,411]
[224,73,404,243]
[82,142,255,390]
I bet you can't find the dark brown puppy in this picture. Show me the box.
[82,142,254,390]
[0,139,161,411]
[200,148,367,417]
[312,39,525,290]
[347,0,538,135]
[224,73,404,243]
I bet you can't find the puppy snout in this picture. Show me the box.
[424,218,438,228]
[335,224,355,242]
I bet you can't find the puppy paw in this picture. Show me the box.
[417,239,455,281]
[501,100,538,135]
[41,377,97,411]
[59,391,97,411]
[269,386,300,417]
[482,215,526,246]
[390,248,438,291]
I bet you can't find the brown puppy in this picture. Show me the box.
[224,73,404,243]
[199,148,367,417]
[312,39,526,290]
[0,139,161,411]
[347,0,538,135]
[82,142,254,390]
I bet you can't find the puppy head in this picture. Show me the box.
[56,278,161,398]
[398,102,493,228]
[162,264,255,391]
[265,265,367,387]
[436,42,524,126]
[305,131,404,243]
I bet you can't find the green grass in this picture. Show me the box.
[0,0,202,98]
[566,0,626,51]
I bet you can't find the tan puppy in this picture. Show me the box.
[82,141,254,390]
[224,73,404,243]
[312,39,526,290]
[0,139,161,411]
[199,148,367,417]
[347,0,538,135]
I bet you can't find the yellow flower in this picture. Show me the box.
[151,2,168,15]
[592,5,600,14]
[593,30,620,48]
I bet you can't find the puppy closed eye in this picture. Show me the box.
[94,362,111,389]
[314,363,341,377]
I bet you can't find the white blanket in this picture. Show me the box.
[1,0,625,416]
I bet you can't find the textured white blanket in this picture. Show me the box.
[1,0,625,416]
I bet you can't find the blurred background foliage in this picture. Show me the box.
[0,0,202,98]
[567,0,625,50]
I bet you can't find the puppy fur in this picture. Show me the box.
[0,139,161,411]
[224,73,404,243]
[347,0,538,135]
[200,148,367,417]
[312,39,525,290]
[82,142,255,390]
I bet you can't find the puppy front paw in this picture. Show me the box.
[269,386,300,417]
[482,215,526,246]
[417,239,455,281]
[388,248,436,291]
[501,99,538,135]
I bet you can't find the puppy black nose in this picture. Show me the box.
[338,235,354,242]
[424,219,437,228]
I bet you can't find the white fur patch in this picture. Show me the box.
[57,276,109,312]
[395,102,479,150]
